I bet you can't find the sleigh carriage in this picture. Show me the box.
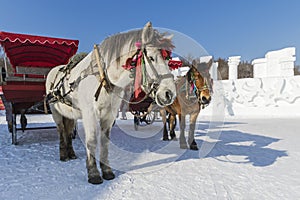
[0,31,78,144]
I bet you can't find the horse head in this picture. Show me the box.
[140,22,176,107]
[188,58,213,107]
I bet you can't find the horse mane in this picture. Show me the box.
[186,68,193,83]
[100,28,174,65]
[65,52,88,71]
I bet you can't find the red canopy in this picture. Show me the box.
[0,31,79,68]
[168,59,182,70]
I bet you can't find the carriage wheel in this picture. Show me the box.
[11,113,17,145]
[145,111,155,124]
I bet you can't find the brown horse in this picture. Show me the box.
[162,59,213,150]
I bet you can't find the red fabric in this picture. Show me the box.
[134,52,143,98]
[122,58,135,70]
[161,49,171,60]
[168,60,182,70]
[0,86,4,110]
[0,31,79,69]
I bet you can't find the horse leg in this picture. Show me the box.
[50,107,69,161]
[160,109,169,140]
[179,114,188,149]
[86,153,102,184]
[100,117,115,180]
[188,112,199,150]
[169,114,177,140]
[58,123,68,161]
[63,117,77,159]
[82,111,102,184]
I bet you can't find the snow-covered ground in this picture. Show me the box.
[0,110,299,199]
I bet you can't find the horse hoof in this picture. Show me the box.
[189,140,198,150]
[163,137,169,141]
[68,151,77,160]
[88,176,103,184]
[60,156,69,162]
[102,171,115,180]
[190,145,199,151]
[69,154,77,160]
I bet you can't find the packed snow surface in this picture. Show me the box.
[0,111,299,199]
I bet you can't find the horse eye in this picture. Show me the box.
[149,56,155,61]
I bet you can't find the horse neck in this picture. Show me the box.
[105,49,133,90]
[175,76,187,92]
[175,75,199,103]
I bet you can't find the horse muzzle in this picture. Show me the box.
[200,96,211,105]
[155,89,176,107]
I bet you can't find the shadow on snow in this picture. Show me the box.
[110,120,287,171]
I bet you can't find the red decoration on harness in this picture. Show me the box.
[135,41,141,49]
[121,45,181,100]
[134,51,143,98]
[161,49,171,60]
[122,58,135,70]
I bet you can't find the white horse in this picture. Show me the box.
[46,22,176,184]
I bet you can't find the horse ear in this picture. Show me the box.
[186,68,192,82]
[142,21,154,45]
[163,34,173,41]
[192,58,200,68]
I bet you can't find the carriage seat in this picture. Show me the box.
[4,66,51,82]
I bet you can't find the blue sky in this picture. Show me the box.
[1,0,300,64]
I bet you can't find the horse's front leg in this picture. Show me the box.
[100,117,115,180]
[82,111,103,184]
[179,114,188,149]
[169,114,177,140]
[160,109,169,140]
[188,112,199,150]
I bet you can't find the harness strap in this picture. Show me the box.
[143,49,174,91]
[93,44,113,101]
[143,49,160,81]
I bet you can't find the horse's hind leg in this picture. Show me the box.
[188,112,199,150]
[63,117,77,159]
[179,114,188,149]
[50,107,69,161]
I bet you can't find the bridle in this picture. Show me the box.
[122,44,174,102]
[143,48,174,85]
[189,68,212,108]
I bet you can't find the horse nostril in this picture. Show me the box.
[165,90,173,101]
[202,96,207,103]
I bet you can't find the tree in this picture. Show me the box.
[294,65,300,75]
[216,58,228,80]
[238,61,253,78]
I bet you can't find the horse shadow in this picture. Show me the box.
[109,120,287,174]
[0,122,58,145]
